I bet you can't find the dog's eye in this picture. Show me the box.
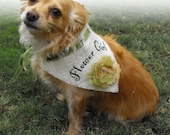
[29,0,36,2]
[50,8,62,18]
[29,0,36,4]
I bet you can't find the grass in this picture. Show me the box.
[0,7,170,135]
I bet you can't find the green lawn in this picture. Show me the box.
[0,8,170,135]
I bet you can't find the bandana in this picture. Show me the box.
[41,24,121,93]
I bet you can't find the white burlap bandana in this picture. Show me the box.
[41,24,121,93]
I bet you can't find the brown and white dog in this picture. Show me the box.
[19,0,159,134]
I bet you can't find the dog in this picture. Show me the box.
[19,0,159,134]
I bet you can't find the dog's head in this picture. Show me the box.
[20,0,89,40]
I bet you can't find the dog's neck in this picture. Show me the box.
[46,23,92,61]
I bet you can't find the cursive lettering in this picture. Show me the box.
[70,68,81,81]
[69,51,94,81]
[94,40,107,51]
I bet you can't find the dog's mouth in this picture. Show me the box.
[24,20,39,30]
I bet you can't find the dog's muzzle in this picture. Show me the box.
[23,10,39,30]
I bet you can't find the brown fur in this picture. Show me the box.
[19,0,159,134]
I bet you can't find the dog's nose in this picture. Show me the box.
[26,11,39,22]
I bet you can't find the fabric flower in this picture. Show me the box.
[87,56,121,88]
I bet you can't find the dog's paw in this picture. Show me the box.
[65,131,81,135]
[57,93,65,101]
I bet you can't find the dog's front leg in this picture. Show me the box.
[65,89,87,135]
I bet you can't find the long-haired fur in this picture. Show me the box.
[19,0,159,134]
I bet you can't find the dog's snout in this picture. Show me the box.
[26,11,39,22]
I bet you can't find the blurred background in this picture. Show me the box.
[0,0,170,14]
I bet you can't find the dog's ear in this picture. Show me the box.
[67,2,89,36]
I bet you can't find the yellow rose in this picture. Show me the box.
[87,56,121,88]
